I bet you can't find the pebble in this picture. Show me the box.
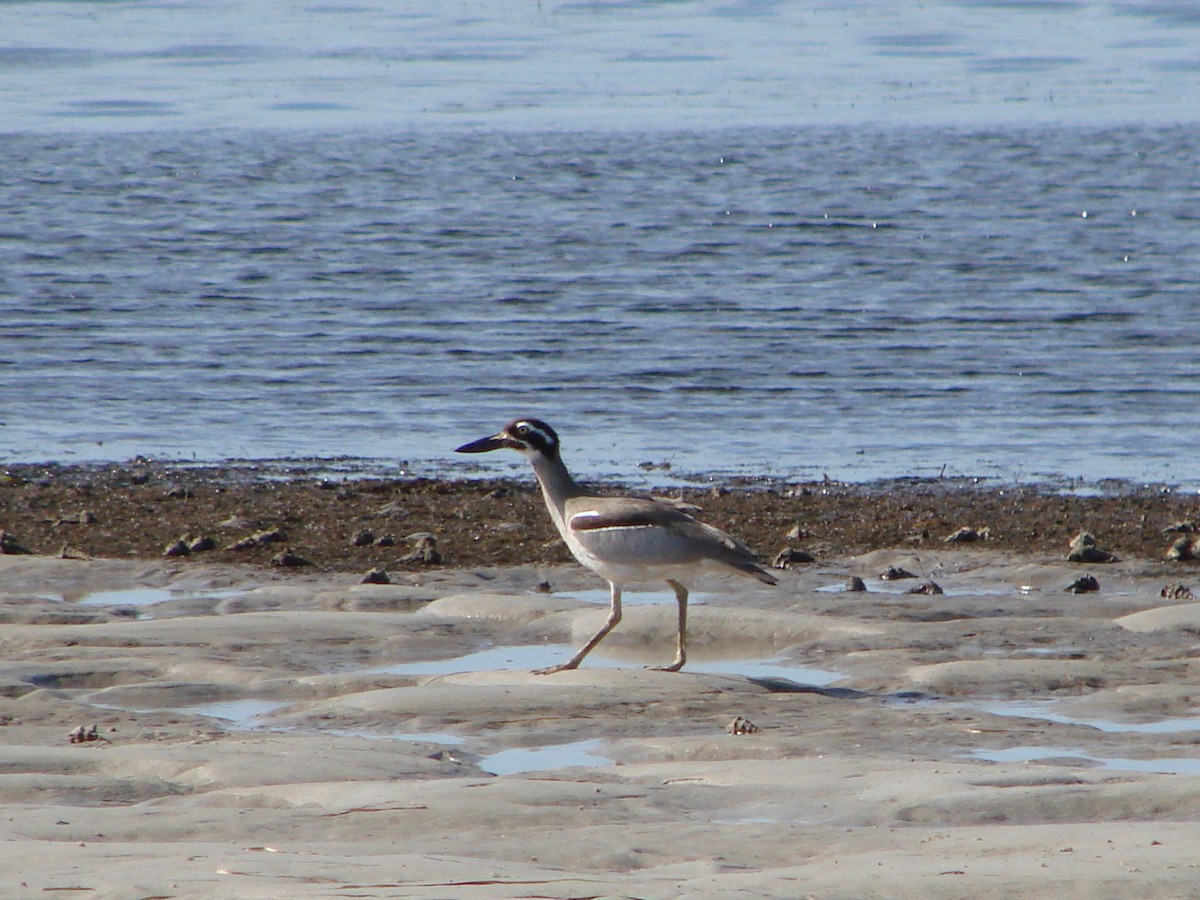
[53,510,97,527]
[361,567,390,585]
[772,547,816,569]
[726,716,759,735]
[0,530,32,554]
[844,576,867,592]
[1165,536,1196,562]
[228,528,287,551]
[68,724,107,744]
[1160,583,1196,601]
[1162,520,1197,534]
[1065,574,1100,594]
[944,526,989,543]
[398,533,442,565]
[907,580,944,595]
[163,539,191,558]
[1067,532,1116,563]
[271,548,311,568]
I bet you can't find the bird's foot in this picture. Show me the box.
[648,661,685,673]
[533,662,577,676]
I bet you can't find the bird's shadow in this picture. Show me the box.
[746,676,935,705]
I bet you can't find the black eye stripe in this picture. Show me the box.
[507,418,559,453]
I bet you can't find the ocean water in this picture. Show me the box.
[1,1,1198,489]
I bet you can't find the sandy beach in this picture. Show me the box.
[3,467,1200,897]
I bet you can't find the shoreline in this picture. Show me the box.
[2,459,1197,575]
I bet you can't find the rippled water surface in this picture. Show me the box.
[2,1,1198,487]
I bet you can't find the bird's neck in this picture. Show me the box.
[530,452,587,537]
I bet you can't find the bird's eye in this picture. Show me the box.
[515,424,529,436]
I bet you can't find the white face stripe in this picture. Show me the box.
[511,420,558,451]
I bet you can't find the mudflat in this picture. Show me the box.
[2,465,1199,897]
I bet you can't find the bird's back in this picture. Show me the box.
[563,495,777,587]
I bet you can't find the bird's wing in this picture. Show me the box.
[566,496,777,585]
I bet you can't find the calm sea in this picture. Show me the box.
[2,1,1198,489]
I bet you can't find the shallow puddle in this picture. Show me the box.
[77,587,177,606]
[168,699,291,723]
[375,644,623,676]
[480,739,612,775]
[376,643,843,686]
[969,746,1200,775]
[74,586,241,607]
[976,700,1200,734]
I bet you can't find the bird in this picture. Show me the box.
[455,418,778,674]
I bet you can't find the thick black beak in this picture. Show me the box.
[455,432,516,454]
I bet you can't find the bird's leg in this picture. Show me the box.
[650,579,688,672]
[534,582,622,675]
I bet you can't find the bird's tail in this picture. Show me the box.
[730,559,779,585]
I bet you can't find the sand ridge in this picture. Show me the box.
[2,543,1200,896]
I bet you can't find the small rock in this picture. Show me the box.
[907,580,944,595]
[163,539,191,558]
[1065,574,1100,594]
[1163,521,1198,534]
[785,523,809,541]
[726,716,759,735]
[844,576,867,592]
[351,530,375,547]
[1161,583,1196,601]
[271,548,311,568]
[215,514,255,530]
[398,533,441,565]
[880,566,917,581]
[0,530,32,554]
[361,567,390,585]
[1165,536,1196,562]
[374,534,396,547]
[1068,545,1117,563]
[772,547,816,569]
[1067,532,1116,563]
[534,581,553,593]
[228,528,287,551]
[68,724,106,744]
[374,500,411,517]
[1070,531,1097,549]
[53,510,97,527]
[944,526,988,543]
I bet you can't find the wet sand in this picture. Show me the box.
[2,465,1200,897]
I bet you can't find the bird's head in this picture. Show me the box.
[455,418,561,460]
